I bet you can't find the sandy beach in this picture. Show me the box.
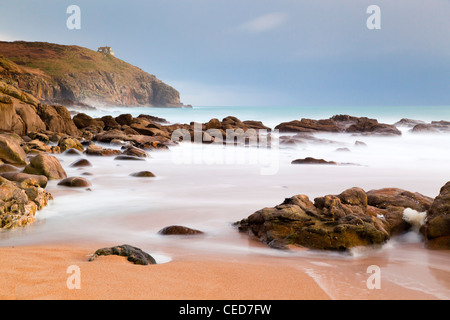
[0,244,331,300]
[1,241,448,300]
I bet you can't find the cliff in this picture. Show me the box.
[0,41,186,108]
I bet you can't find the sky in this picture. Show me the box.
[0,0,449,107]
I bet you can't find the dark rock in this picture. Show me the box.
[73,113,104,130]
[158,225,204,235]
[291,157,337,165]
[89,244,156,265]
[130,171,155,178]
[422,182,450,249]
[114,155,145,161]
[64,148,83,156]
[122,145,150,158]
[70,159,92,168]
[57,177,91,188]
[115,114,133,126]
[236,187,390,251]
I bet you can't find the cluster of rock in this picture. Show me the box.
[394,118,450,133]
[236,183,450,250]
[275,115,402,136]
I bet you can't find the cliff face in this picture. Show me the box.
[0,41,185,108]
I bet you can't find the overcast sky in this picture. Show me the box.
[0,0,449,107]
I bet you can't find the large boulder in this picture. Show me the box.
[23,153,67,180]
[73,113,104,130]
[422,182,450,249]
[0,134,28,166]
[236,187,390,251]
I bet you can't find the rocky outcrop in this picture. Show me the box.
[89,244,156,265]
[411,121,450,134]
[236,186,436,251]
[275,115,401,136]
[0,41,186,108]
[0,175,52,229]
[422,182,450,249]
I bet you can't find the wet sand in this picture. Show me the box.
[0,244,330,300]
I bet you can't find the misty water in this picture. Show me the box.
[1,107,449,299]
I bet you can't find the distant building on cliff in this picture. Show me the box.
[97,46,114,56]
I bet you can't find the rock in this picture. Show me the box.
[345,118,401,136]
[27,132,50,144]
[22,139,54,154]
[158,225,204,235]
[366,188,434,235]
[0,94,26,135]
[14,104,46,133]
[394,118,425,128]
[89,244,156,265]
[114,155,145,161]
[36,104,80,136]
[57,177,92,188]
[335,148,351,152]
[70,159,92,168]
[354,141,367,147]
[0,134,28,166]
[0,164,20,173]
[58,136,84,152]
[122,145,150,158]
[366,188,433,212]
[0,172,48,188]
[291,157,337,165]
[85,144,121,157]
[422,182,450,249]
[115,114,133,126]
[73,113,104,130]
[205,118,222,130]
[64,148,83,156]
[411,121,450,134]
[0,176,52,229]
[130,171,155,178]
[99,116,121,130]
[23,153,67,180]
[275,115,401,136]
[235,187,390,251]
